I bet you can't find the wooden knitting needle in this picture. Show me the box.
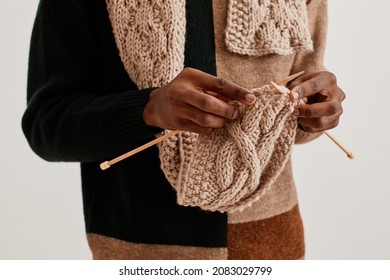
[323,131,354,159]
[252,72,304,97]
[100,129,180,170]
[270,81,354,159]
[275,71,305,86]
[100,72,309,170]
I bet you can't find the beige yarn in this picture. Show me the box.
[159,85,297,212]
[106,0,186,89]
[106,0,312,89]
[225,0,313,56]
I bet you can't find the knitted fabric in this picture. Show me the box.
[159,85,297,212]
[106,0,186,89]
[106,0,312,89]
[225,0,313,56]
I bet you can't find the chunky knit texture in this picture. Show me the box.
[225,0,313,56]
[159,85,297,212]
[106,0,186,89]
[106,0,312,89]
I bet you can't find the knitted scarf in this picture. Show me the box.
[106,0,313,89]
[106,0,308,212]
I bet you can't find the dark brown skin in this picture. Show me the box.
[143,67,256,134]
[288,71,346,133]
[143,68,345,135]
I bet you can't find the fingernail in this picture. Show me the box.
[292,91,299,101]
[232,109,239,119]
[245,94,256,104]
[293,109,300,116]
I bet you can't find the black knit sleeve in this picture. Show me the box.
[22,0,162,163]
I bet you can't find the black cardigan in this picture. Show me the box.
[22,0,227,248]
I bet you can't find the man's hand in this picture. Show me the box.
[289,71,346,133]
[143,67,256,134]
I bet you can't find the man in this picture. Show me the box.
[22,0,345,259]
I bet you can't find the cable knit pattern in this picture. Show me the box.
[106,0,312,89]
[225,0,313,56]
[159,85,297,213]
[106,0,186,89]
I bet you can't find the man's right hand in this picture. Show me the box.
[143,67,256,134]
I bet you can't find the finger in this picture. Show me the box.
[182,89,240,120]
[335,86,346,102]
[184,106,227,128]
[293,100,342,118]
[175,118,214,135]
[290,72,337,101]
[189,69,256,105]
[288,72,318,89]
[203,90,231,103]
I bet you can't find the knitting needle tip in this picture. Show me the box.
[100,161,111,170]
[270,81,286,94]
[323,131,354,160]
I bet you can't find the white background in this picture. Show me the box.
[0,0,389,259]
